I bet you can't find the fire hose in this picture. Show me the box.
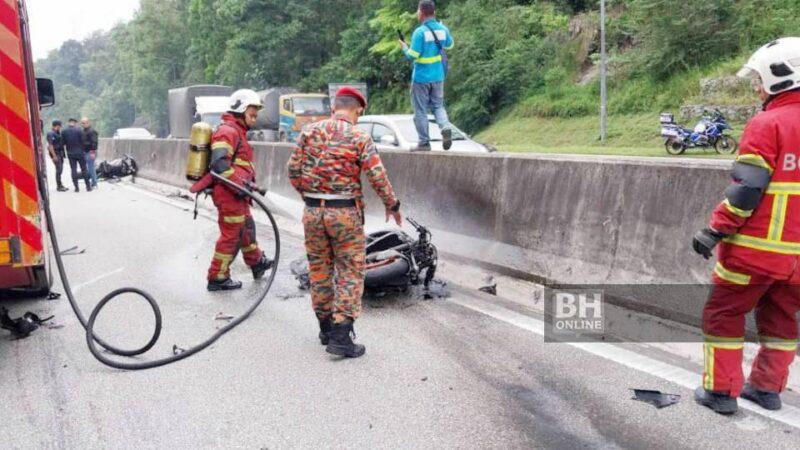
[39,169,280,370]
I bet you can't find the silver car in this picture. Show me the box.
[356,114,494,153]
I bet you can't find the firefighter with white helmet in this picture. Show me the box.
[206,89,273,291]
[692,37,800,414]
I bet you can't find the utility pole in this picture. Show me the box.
[599,0,608,142]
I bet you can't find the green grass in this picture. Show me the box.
[475,112,742,158]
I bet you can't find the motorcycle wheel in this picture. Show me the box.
[365,258,411,289]
[715,136,738,154]
[665,139,686,155]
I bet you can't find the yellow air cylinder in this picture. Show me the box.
[186,122,213,181]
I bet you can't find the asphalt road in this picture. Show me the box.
[2,175,800,449]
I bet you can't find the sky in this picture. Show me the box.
[26,0,141,60]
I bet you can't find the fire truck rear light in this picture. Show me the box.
[0,237,21,265]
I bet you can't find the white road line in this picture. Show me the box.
[72,267,125,293]
[449,294,800,430]
[118,178,800,429]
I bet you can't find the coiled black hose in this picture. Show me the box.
[39,169,280,370]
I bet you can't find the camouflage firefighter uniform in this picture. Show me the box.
[207,113,264,282]
[287,112,399,324]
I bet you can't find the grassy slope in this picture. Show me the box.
[475,113,743,158]
[473,56,750,159]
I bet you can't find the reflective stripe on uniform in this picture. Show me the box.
[407,49,421,59]
[724,233,800,255]
[737,153,774,173]
[220,168,235,178]
[760,336,799,351]
[223,215,246,224]
[212,141,234,154]
[233,159,252,167]
[213,252,234,280]
[768,194,789,241]
[417,55,442,64]
[702,335,744,391]
[723,199,753,218]
[766,182,800,195]
[242,243,258,253]
[713,262,751,285]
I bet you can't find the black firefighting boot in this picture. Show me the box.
[442,128,453,150]
[326,319,365,358]
[207,278,243,292]
[317,315,333,346]
[57,182,68,192]
[251,254,274,280]
[741,384,782,410]
[694,387,738,415]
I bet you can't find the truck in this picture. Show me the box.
[249,83,367,143]
[167,85,233,138]
[250,88,331,143]
[1,0,57,296]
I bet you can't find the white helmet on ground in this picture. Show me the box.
[737,37,800,95]
[228,89,263,114]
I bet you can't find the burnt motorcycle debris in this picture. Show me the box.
[97,153,138,181]
[290,218,440,296]
[1,307,54,339]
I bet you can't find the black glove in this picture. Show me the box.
[692,228,726,259]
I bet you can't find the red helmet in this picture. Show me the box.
[334,87,367,109]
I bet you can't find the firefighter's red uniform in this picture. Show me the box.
[207,113,263,281]
[703,90,800,396]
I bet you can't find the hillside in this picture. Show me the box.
[34,0,800,156]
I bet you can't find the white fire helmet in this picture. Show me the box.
[228,89,263,114]
[737,37,800,95]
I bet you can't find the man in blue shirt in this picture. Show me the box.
[400,1,454,151]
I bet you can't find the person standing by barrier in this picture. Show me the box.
[61,118,91,192]
[287,87,402,358]
[692,37,800,415]
[206,89,274,292]
[46,120,68,192]
[81,118,99,189]
[399,0,454,151]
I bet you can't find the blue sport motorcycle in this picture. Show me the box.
[660,110,737,155]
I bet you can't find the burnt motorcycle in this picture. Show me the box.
[291,218,438,293]
[97,153,138,180]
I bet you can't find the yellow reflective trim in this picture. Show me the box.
[417,55,442,64]
[723,199,753,218]
[737,154,773,173]
[233,159,252,167]
[766,182,800,195]
[713,262,751,285]
[220,168,235,178]
[242,243,258,253]
[407,49,421,59]
[704,334,745,343]
[213,252,234,261]
[704,343,714,391]
[223,215,246,224]
[212,141,235,154]
[723,233,800,255]
[768,194,788,241]
[760,336,799,351]
[763,342,798,351]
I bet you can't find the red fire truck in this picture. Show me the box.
[1,0,56,295]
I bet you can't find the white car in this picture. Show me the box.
[113,128,155,139]
[357,115,494,153]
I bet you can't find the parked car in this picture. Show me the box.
[357,115,494,153]
[113,128,155,140]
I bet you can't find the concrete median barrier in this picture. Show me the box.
[100,138,732,327]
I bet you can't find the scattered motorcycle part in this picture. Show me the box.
[631,389,681,409]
